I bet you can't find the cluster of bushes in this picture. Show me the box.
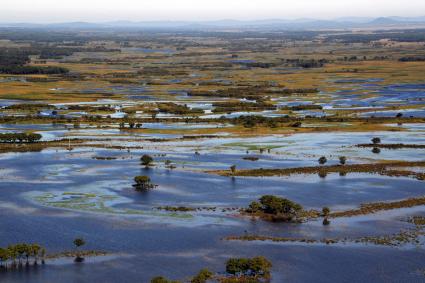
[133,176,156,191]
[325,29,425,43]
[4,103,51,110]
[283,58,328,68]
[0,65,69,74]
[281,104,323,111]
[188,86,266,100]
[212,101,276,113]
[151,256,272,283]
[0,48,31,65]
[240,62,277,68]
[246,195,303,222]
[0,47,69,74]
[399,56,425,62]
[230,115,287,128]
[0,243,46,270]
[266,88,319,95]
[0,133,42,143]
[157,103,204,115]
[225,256,272,280]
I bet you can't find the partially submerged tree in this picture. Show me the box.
[133,176,156,191]
[73,238,85,262]
[226,256,272,279]
[246,195,303,222]
[318,156,327,165]
[141,154,154,167]
[191,268,213,283]
[150,276,181,283]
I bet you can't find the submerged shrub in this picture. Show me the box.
[141,154,154,167]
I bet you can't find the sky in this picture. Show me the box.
[1,0,424,23]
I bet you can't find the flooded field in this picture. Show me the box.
[0,26,425,283]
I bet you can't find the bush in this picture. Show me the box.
[141,154,154,166]
[133,176,155,190]
[371,137,381,144]
[226,256,272,278]
[318,156,327,165]
[0,133,42,143]
[150,277,180,283]
[258,195,302,215]
[322,207,330,216]
[339,156,347,165]
[191,268,213,283]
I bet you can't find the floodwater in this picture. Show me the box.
[0,122,425,282]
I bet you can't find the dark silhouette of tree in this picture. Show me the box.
[318,156,327,165]
[141,154,154,167]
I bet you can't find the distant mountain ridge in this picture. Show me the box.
[0,16,424,30]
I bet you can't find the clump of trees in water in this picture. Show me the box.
[141,154,154,167]
[73,238,86,262]
[150,256,272,283]
[0,133,42,143]
[246,195,303,222]
[225,256,272,281]
[0,243,46,270]
[133,176,156,191]
[157,102,204,115]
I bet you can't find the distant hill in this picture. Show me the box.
[0,16,424,30]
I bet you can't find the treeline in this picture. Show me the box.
[157,103,204,115]
[0,133,42,143]
[0,243,46,270]
[266,88,319,95]
[188,86,267,99]
[281,104,323,111]
[0,48,69,74]
[0,65,69,74]
[325,29,425,43]
[212,101,276,113]
[282,58,328,68]
[399,56,425,62]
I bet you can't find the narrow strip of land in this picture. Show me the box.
[208,161,425,180]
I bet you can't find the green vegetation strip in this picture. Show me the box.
[330,196,425,218]
[357,143,425,149]
[208,161,425,180]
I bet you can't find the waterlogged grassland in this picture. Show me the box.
[32,191,194,219]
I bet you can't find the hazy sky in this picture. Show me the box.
[1,0,424,22]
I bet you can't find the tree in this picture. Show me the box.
[230,165,236,175]
[31,244,41,264]
[150,277,180,283]
[248,201,262,213]
[322,207,331,225]
[318,156,327,165]
[371,137,381,144]
[339,156,347,165]
[191,268,213,283]
[141,154,154,167]
[73,238,85,262]
[258,195,302,215]
[226,256,272,278]
[0,248,9,267]
[133,175,155,190]
[74,238,85,248]
[322,207,330,216]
